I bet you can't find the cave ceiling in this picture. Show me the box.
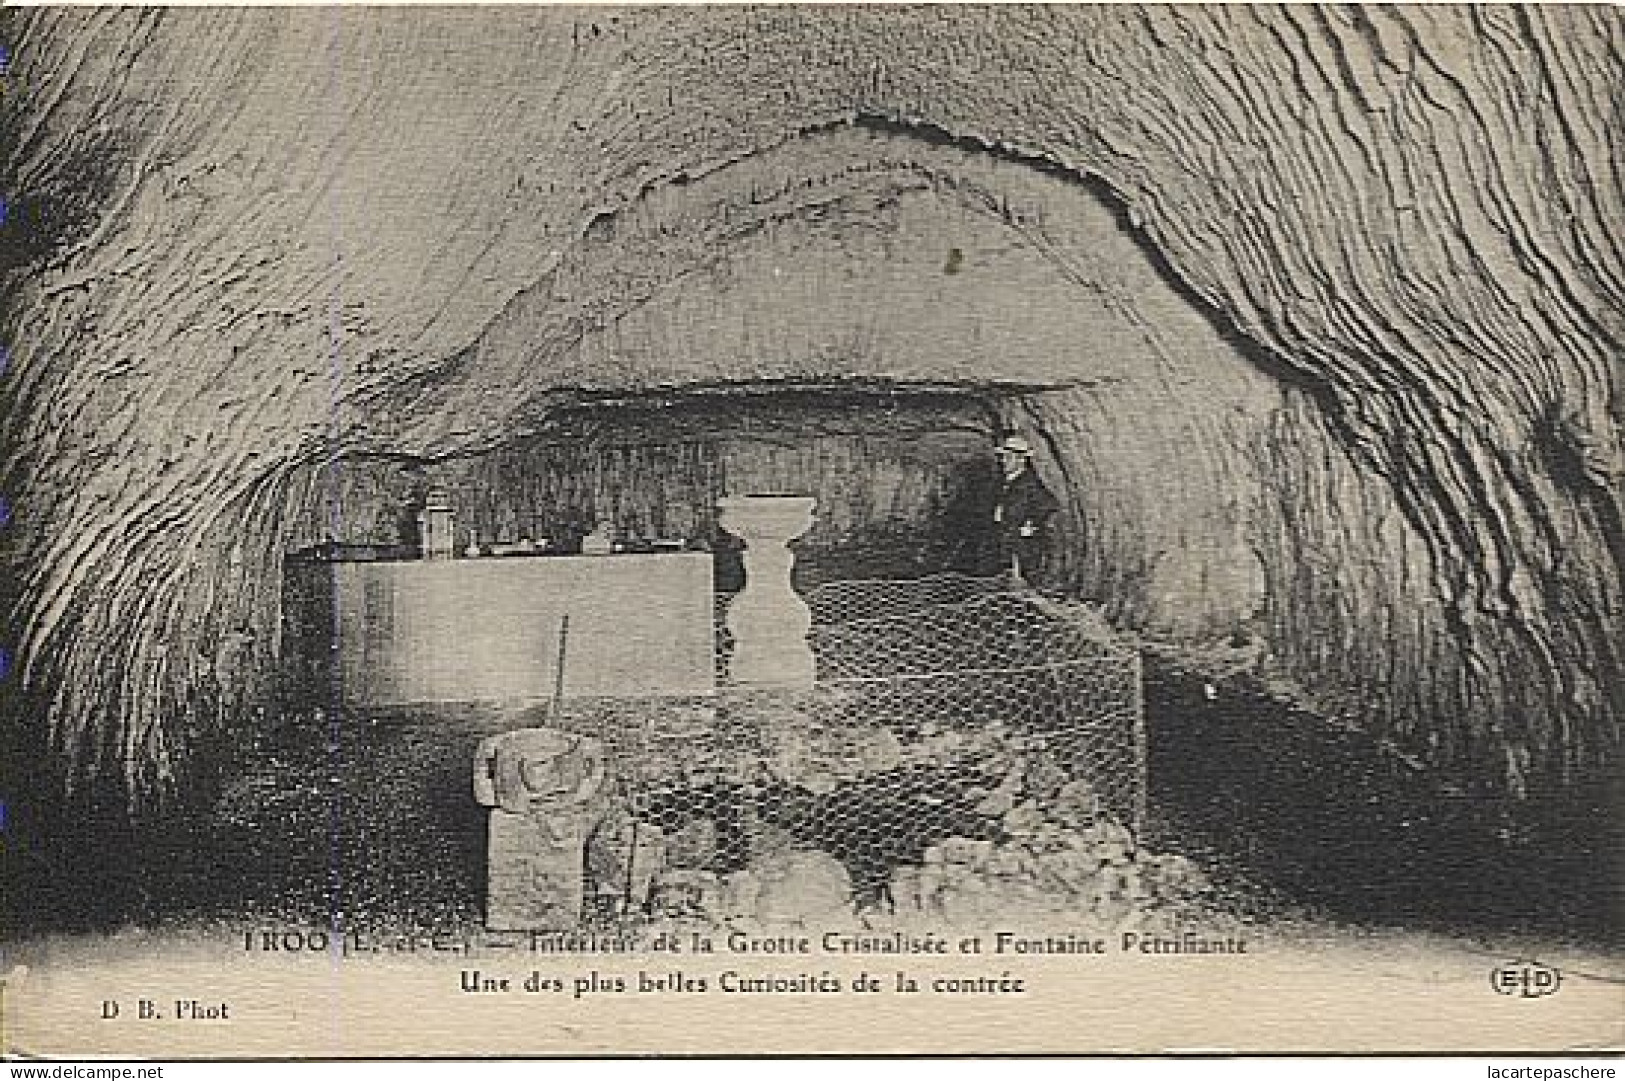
[381,125,1282,457]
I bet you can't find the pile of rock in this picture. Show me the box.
[884,802,1213,933]
[632,806,1215,938]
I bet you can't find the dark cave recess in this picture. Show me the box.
[282,388,1017,592]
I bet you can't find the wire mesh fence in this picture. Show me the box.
[532,574,1152,926]
[806,584,1144,831]
[803,570,1017,625]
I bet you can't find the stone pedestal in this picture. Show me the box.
[717,495,817,689]
[472,727,607,931]
[483,806,594,931]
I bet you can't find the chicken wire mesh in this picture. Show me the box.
[803,570,1017,625]
[536,574,1154,927]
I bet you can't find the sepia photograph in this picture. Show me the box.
[0,2,1619,1060]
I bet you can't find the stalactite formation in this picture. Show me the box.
[0,6,1618,824]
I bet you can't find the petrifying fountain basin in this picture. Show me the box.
[717,494,818,690]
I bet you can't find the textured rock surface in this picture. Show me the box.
[0,6,1618,817]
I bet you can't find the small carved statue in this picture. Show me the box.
[472,728,608,930]
[472,727,668,928]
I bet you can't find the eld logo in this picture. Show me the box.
[1490,960,1562,998]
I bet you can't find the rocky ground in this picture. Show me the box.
[175,691,1237,939]
[1143,658,1622,946]
[3,661,1614,949]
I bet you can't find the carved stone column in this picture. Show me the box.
[716,495,817,689]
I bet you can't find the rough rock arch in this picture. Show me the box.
[0,6,1618,824]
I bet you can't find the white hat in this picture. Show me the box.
[997,433,1033,455]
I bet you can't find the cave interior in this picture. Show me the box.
[1,6,1618,944]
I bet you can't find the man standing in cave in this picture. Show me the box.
[990,432,1061,586]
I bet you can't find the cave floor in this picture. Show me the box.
[4,665,1617,952]
[1142,661,1622,948]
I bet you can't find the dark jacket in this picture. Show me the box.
[996,466,1060,536]
[994,465,1061,579]
[944,458,1064,580]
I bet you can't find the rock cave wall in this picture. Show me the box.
[0,6,1618,817]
